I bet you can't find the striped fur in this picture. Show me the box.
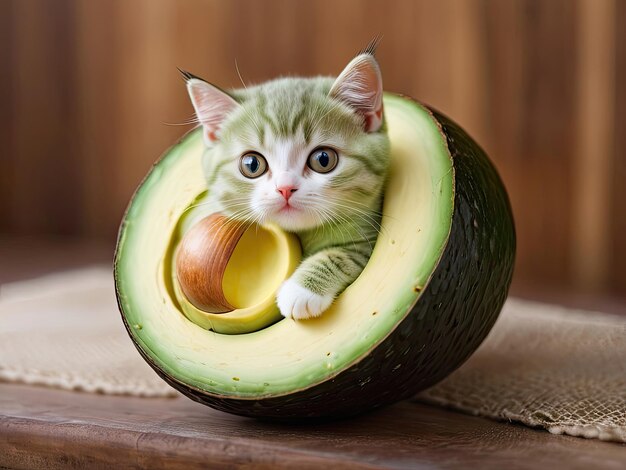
[187,53,390,319]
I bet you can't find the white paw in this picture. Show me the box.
[277,279,334,320]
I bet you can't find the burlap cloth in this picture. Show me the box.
[1,267,624,442]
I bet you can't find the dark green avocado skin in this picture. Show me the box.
[134,104,516,420]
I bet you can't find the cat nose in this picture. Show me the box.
[276,185,298,201]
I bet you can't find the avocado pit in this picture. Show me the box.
[175,214,245,313]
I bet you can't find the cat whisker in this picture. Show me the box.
[162,121,200,127]
[305,193,387,240]
[316,206,354,248]
[321,193,390,231]
[234,59,248,90]
[333,210,373,253]
[306,191,383,213]
[161,113,202,127]
[327,200,386,239]
[316,199,377,251]
[182,197,251,216]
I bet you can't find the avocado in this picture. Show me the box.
[114,93,515,419]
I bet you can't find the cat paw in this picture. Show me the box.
[277,279,334,320]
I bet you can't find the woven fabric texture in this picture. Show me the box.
[418,298,626,442]
[1,268,624,441]
[0,267,176,397]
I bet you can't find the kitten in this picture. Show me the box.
[183,48,390,320]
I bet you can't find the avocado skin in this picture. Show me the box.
[125,103,516,420]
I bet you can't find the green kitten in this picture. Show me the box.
[183,47,390,319]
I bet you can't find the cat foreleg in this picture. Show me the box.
[277,247,369,320]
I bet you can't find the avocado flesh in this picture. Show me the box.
[115,94,515,417]
[172,220,302,335]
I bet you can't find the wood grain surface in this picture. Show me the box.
[1,0,625,298]
[1,383,625,469]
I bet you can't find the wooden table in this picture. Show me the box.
[1,238,625,469]
[3,382,626,469]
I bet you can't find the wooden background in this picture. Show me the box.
[1,0,625,297]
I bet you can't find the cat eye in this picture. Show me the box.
[239,152,268,178]
[307,147,338,174]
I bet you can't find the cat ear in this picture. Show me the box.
[329,53,384,133]
[183,72,240,145]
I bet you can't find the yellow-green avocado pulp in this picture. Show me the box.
[114,94,515,417]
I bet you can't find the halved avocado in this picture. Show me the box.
[114,94,515,419]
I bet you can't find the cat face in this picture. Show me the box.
[186,54,389,233]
